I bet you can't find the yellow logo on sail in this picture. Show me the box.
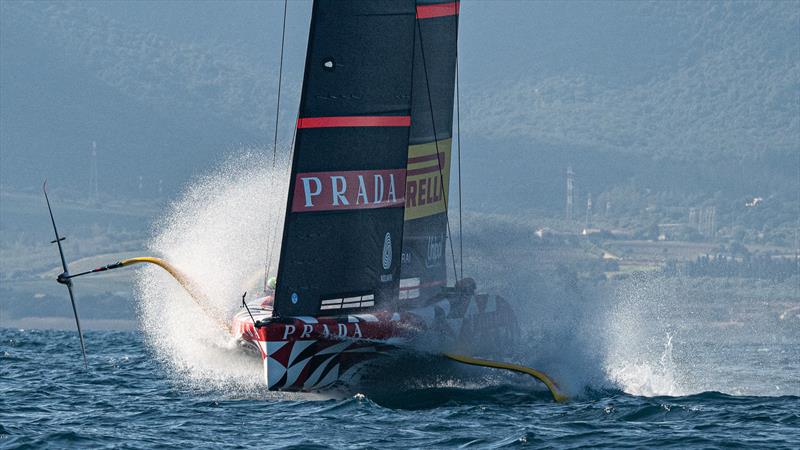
[404,139,451,221]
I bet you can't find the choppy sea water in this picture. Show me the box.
[1,328,798,449]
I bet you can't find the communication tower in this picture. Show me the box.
[566,166,574,222]
[89,141,99,202]
[586,193,593,228]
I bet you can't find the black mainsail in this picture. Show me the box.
[274,0,418,317]
[400,1,460,303]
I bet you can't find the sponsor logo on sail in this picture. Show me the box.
[401,249,412,265]
[292,169,406,212]
[406,173,445,208]
[382,232,392,270]
[404,140,451,221]
[426,234,444,268]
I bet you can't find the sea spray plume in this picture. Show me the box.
[457,212,610,397]
[443,212,690,398]
[512,270,612,398]
[135,150,289,392]
[604,275,799,397]
[604,273,685,397]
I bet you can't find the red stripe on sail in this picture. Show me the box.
[407,152,446,165]
[406,165,443,177]
[416,1,460,19]
[297,116,411,129]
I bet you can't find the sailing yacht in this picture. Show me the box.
[230,0,520,391]
[46,0,562,396]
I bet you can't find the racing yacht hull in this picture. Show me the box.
[232,292,518,391]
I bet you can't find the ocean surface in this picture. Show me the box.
[2,327,798,449]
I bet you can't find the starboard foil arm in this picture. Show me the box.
[443,353,568,403]
[62,257,230,333]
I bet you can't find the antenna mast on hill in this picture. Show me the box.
[586,193,593,228]
[89,141,99,203]
[566,166,574,223]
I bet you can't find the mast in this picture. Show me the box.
[274,0,418,317]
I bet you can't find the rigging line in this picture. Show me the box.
[416,19,459,286]
[455,55,464,281]
[271,0,289,168]
[453,3,464,282]
[264,109,299,286]
[264,0,289,292]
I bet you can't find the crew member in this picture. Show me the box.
[455,277,476,296]
[261,276,277,308]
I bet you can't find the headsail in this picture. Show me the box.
[274,0,418,317]
[400,1,460,303]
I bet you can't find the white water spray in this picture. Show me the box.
[602,275,685,396]
[607,332,682,397]
[599,274,797,397]
[462,219,714,398]
[135,151,289,393]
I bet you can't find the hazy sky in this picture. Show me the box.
[83,0,683,87]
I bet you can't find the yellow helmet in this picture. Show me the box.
[267,277,277,290]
